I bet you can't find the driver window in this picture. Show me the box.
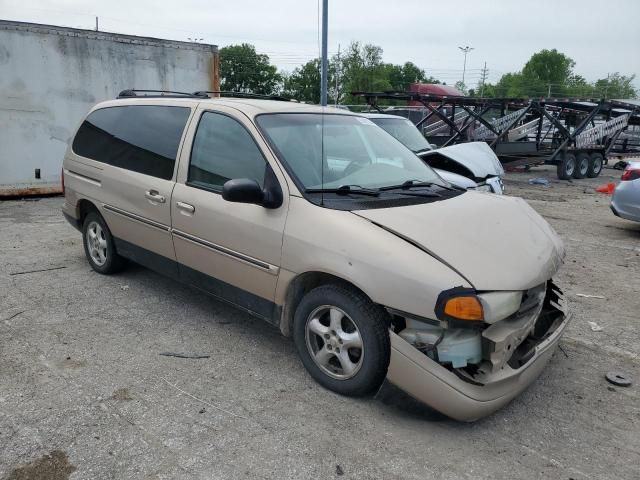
[189,112,266,191]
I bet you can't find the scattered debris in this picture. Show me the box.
[607,386,616,392]
[576,293,605,299]
[587,321,604,332]
[605,371,632,387]
[4,450,76,480]
[199,408,206,414]
[4,311,25,321]
[528,177,549,185]
[613,160,629,170]
[159,352,210,359]
[162,377,247,419]
[120,285,129,291]
[111,388,134,401]
[9,266,66,276]
[336,465,344,476]
[558,345,569,358]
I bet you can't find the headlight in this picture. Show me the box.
[444,296,484,320]
[436,288,484,323]
[436,289,523,324]
[478,291,522,324]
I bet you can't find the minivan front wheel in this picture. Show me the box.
[293,285,390,397]
[82,211,126,274]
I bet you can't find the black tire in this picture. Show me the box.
[557,153,576,180]
[587,152,604,178]
[82,211,126,274]
[293,285,390,397]
[573,152,590,179]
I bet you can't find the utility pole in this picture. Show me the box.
[320,0,328,106]
[547,84,551,97]
[95,16,99,31]
[458,46,474,87]
[334,43,340,107]
[479,61,488,96]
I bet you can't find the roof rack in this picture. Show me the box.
[194,91,297,102]
[117,89,208,99]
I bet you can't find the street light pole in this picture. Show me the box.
[320,0,328,106]
[458,46,474,87]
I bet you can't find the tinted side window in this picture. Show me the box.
[188,112,266,191]
[72,105,190,180]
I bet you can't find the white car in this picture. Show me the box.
[361,113,505,194]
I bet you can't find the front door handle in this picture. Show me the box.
[176,201,195,214]
[145,190,166,203]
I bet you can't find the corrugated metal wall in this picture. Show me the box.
[0,20,218,196]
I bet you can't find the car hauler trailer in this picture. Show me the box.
[352,92,640,180]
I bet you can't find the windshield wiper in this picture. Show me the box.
[379,180,460,192]
[414,148,433,155]
[305,184,380,197]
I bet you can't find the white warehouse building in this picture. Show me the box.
[0,20,219,196]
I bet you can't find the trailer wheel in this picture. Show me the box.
[587,153,604,178]
[573,152,590,179]
[557,154,576,180]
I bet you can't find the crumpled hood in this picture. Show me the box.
[354,192,565,291]
[421,142,505,178]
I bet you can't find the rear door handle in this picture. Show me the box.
[145,190,166,203]
[176,201,195,214]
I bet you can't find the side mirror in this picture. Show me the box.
[222,178,264,205]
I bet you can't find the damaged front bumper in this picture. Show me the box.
[386,283,571,421]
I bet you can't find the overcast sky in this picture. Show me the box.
[1,0,639,87]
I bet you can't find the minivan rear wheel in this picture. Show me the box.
[293,285,390,397]
[82,211,126,274]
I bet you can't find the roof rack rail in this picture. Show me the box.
[194,91,297,102]
[117,89,208,99]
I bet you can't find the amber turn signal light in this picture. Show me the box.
[444,296,484,321]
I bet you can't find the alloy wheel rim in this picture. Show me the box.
[86,221,108,266]
[305,305,364,380]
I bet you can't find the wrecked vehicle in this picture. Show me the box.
[362,113,505,194]
[62,92,569,421]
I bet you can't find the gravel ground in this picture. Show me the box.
[1,165,639,479]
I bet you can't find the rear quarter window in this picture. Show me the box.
[72,105,190,180]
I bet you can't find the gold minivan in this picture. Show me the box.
[62,91,570,421]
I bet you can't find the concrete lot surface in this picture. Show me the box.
[1,166,639,479]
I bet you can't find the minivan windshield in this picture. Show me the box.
[257,114,442,192]
[369,117,432,153]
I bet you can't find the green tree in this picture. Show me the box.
[283,59,322,103]
[338,42,393,104]
[385,61,437,91]
[521,49,576,95]
[454,81,468,95]
[219,43,281,94]
[492,72,529,97]
[593,73,637,99]
[565,74,593,97]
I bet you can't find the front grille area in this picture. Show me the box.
[481,280,564,373]
[458,280,566,384]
